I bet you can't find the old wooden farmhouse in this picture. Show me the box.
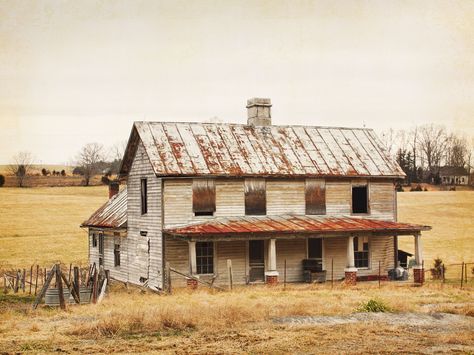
[82,98,431,289]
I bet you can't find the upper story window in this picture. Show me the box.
[352,184,368,214]
[193,179,216,216]
[141,178,148,215]
[305,179,326,215]
[244,178,266,215]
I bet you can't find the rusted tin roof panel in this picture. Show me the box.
[81,188,127,229]
[132,122,405,178]
[164,215,430,237]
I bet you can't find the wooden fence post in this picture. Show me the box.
[33,265,56,310]
[461,262,464,289]
[91,270,98,304]
[378,261,381,288]
[56,264,66,310]
[284,259,287,290]
[441,264,445,284]
[331,258,334,289]
[14,270,20,293]
[227,259,233,291]
[34,265,39,296]
[465,263,468,284]
[68,264,72,283]
[29,266,33,295]
[3,275,7,294]
[73,267,80,303]
[165,262,171,294]
[22,269,26,293]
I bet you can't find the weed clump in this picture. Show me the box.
[357,299,392,313]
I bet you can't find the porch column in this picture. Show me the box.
[187,241,198,289]
[344,235,357,285]
[413,233,424,284]
[265,238,279,285]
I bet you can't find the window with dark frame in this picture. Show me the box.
[98,233,104,266]
[92,233,97,247]
[192,179,216,216]
[114,242,121,267]
[140,178,148,215]
[352,185,368,214]
[305,179,326,215]
[244,178,266,215]
[353,236,369,268]
[196,242,214,274]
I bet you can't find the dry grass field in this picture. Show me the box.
[0,186,108,269]
[0,187,473,353]
[0,283,473,353]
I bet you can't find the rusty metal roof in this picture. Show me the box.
[164,215,430,238]
[122,122,405,178]
[81,188,127,229]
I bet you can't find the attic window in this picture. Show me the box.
[352,185,368,214]
[192,179,216,216]
[305,179,326,215]
[245,178,266,215]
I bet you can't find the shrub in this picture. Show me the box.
[0,174,4,187]
[72,166,85,176]
[101,176,111,185]
[430,258,445,279]
[395,183,404,192]
[41,168,49,176]
[60,169,66,176]
[357,299,391,313]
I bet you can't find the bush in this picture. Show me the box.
[41,168,50,176]
[430,258,445,280]
[357,299,391,313]
[0,174,4,187]
[101,176,111,185]
[72,166,85,176]
[410,184,423,192]
[60,169,66,176]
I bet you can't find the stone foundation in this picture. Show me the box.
[345,270,357,286]
[413,267,424,284]
[186,278,198,289]
[266,275,278,285]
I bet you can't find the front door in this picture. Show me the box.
[249,240,265,282]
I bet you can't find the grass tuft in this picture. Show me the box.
[357,299,392,313]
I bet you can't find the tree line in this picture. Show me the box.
[2,141,127,187]
[379,124,473,184]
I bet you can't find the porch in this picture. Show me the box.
[163,216,431,287]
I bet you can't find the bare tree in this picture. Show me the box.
[108,140,128,174]
[8,152,35,187]
[445,134,469,167]
[76,143,105,186]
[418,124,448,173]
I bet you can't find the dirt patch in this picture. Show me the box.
[274,312,474,330]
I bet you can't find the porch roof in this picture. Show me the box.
[163,215,431,240]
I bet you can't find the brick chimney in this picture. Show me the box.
[109,181,120,199]
[247,98,272,126]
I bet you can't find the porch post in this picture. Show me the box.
[413,233,424,284]
[344,235,357,285]
[265,238,279,285]
[187,241,198,289]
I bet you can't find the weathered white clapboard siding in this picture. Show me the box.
[127,142,163,289]
[275,239,306,282]
[369,181,395,221]
[324,235,395,280]
[326,181,352,215]
[216,240,247,285]
[267,180,305,215]
[104,235,128,282]
[164,236,189,288]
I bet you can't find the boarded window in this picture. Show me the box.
[192,179,216,216]
[114,242,120,267]
[305,179,326,215]
[353,236,369,268]
[244,178,266,215]
[352,185,368,214]
[92,233,97,248]
[196,242,214,274]
[308,238,322,259]
[141,178,148,215]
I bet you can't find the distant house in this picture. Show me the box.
[82,98,431,290]
[439,166,469,185]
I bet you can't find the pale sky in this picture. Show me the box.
[1,0,473,164]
